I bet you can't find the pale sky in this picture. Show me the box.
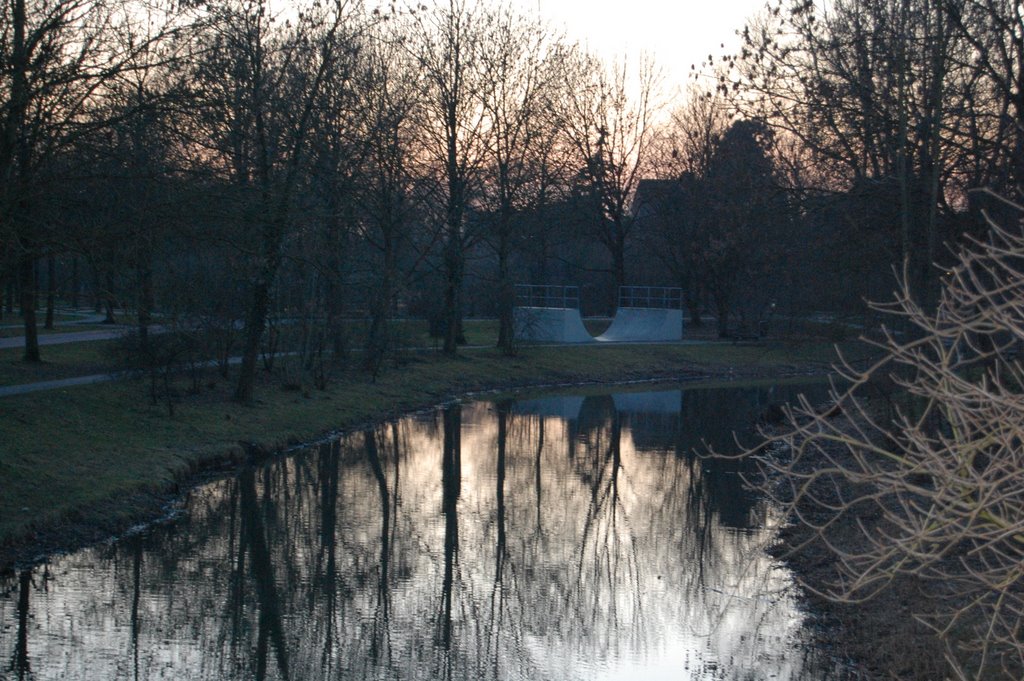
[528,0,769,91]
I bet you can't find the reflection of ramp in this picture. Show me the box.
[612,390,683,414]
[514,307,595,344]
[596,307,683,342]
[512,390,683,421]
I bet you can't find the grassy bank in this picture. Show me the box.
[0,338,862,571]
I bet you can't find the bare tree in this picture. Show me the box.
[352,17,429,374]
[558,51,662,295]
[476,6,563,354]
[409,0,492,355]
[0,0,187,361]
[748,195,1024,680]
[942,0,1024,201]
[189,0,359,402]
[732,0,975,307]
[642,86,731,326]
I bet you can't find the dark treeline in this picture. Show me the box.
[727,0,1024,321]
[2,0,1021,400]
[643,0,1023,336]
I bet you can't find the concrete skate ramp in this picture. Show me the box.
[514,307,595,344]
[596,307,683,342]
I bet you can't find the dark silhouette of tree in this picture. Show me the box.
[559,52,662,295]
[731,0,992,307]
[410,0,492,355]
[0,0,186,361]
[187,0,359,402]
[476,7,563,354]
[702,119,786,336]
[352,19,430,374]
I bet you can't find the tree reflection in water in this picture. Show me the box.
[0,383,858,680]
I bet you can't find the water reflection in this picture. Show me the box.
[0,383,854,680]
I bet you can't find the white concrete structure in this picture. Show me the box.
[514,306,596,344]
[596,307,683,342]
[513,306,684,343]
[513,284,684,344]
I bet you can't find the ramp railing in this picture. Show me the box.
[618,286,682,309]
[515,284,580,309]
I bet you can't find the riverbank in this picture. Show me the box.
[0,339,861,573]
[776,520,951,680]
[763,399,959,680]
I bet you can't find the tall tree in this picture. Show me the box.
[702,119,786,337]
[189,0,358,402]
[352,17,429,374]
[476,6,563,354]
[733,0,971,306]
[0,0,184,361]
[559,51,662,295]
[943,0,1024,199]
[410,0,492,354]
[642,86,731,325]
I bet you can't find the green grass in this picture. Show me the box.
[0,319,504,387]
[0,333,874,563]
[389,317,500,347]
[0,340,118,385]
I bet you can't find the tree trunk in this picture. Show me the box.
[18,254,39,362]
[715,290,729,338]
[442,233,464,355]
[44,254,55,329]
[138,259,154,351]
[496,217,515,356]
[4,277,13,314]
[71,257,79,309]
[103,270,116,324]
[684,286,702,328]
[364,271,392,375]
[612,227,627,313]
[234,276,272,403]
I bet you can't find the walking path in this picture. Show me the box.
[0,328,128,350]
[0,313,111,330]
[0,373,118,397]
[1,308,717,398]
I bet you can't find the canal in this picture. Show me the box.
[0,382,857,680]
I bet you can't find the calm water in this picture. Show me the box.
[0,383,854,681]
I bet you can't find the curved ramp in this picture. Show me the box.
[596,307,683,342]
[514,307,595,344]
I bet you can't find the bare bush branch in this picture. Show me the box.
[746,198,1024,680]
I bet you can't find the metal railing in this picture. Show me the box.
[617,286,682,310]
[515,284,580,309]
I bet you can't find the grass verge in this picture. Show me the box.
[0,338,868,572]
[0,340,117,385]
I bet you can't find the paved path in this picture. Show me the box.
[0,313,114,330]
[0,328,128,350]
[0,373,117,397]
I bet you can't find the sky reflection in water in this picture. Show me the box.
[0,383,855,680]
